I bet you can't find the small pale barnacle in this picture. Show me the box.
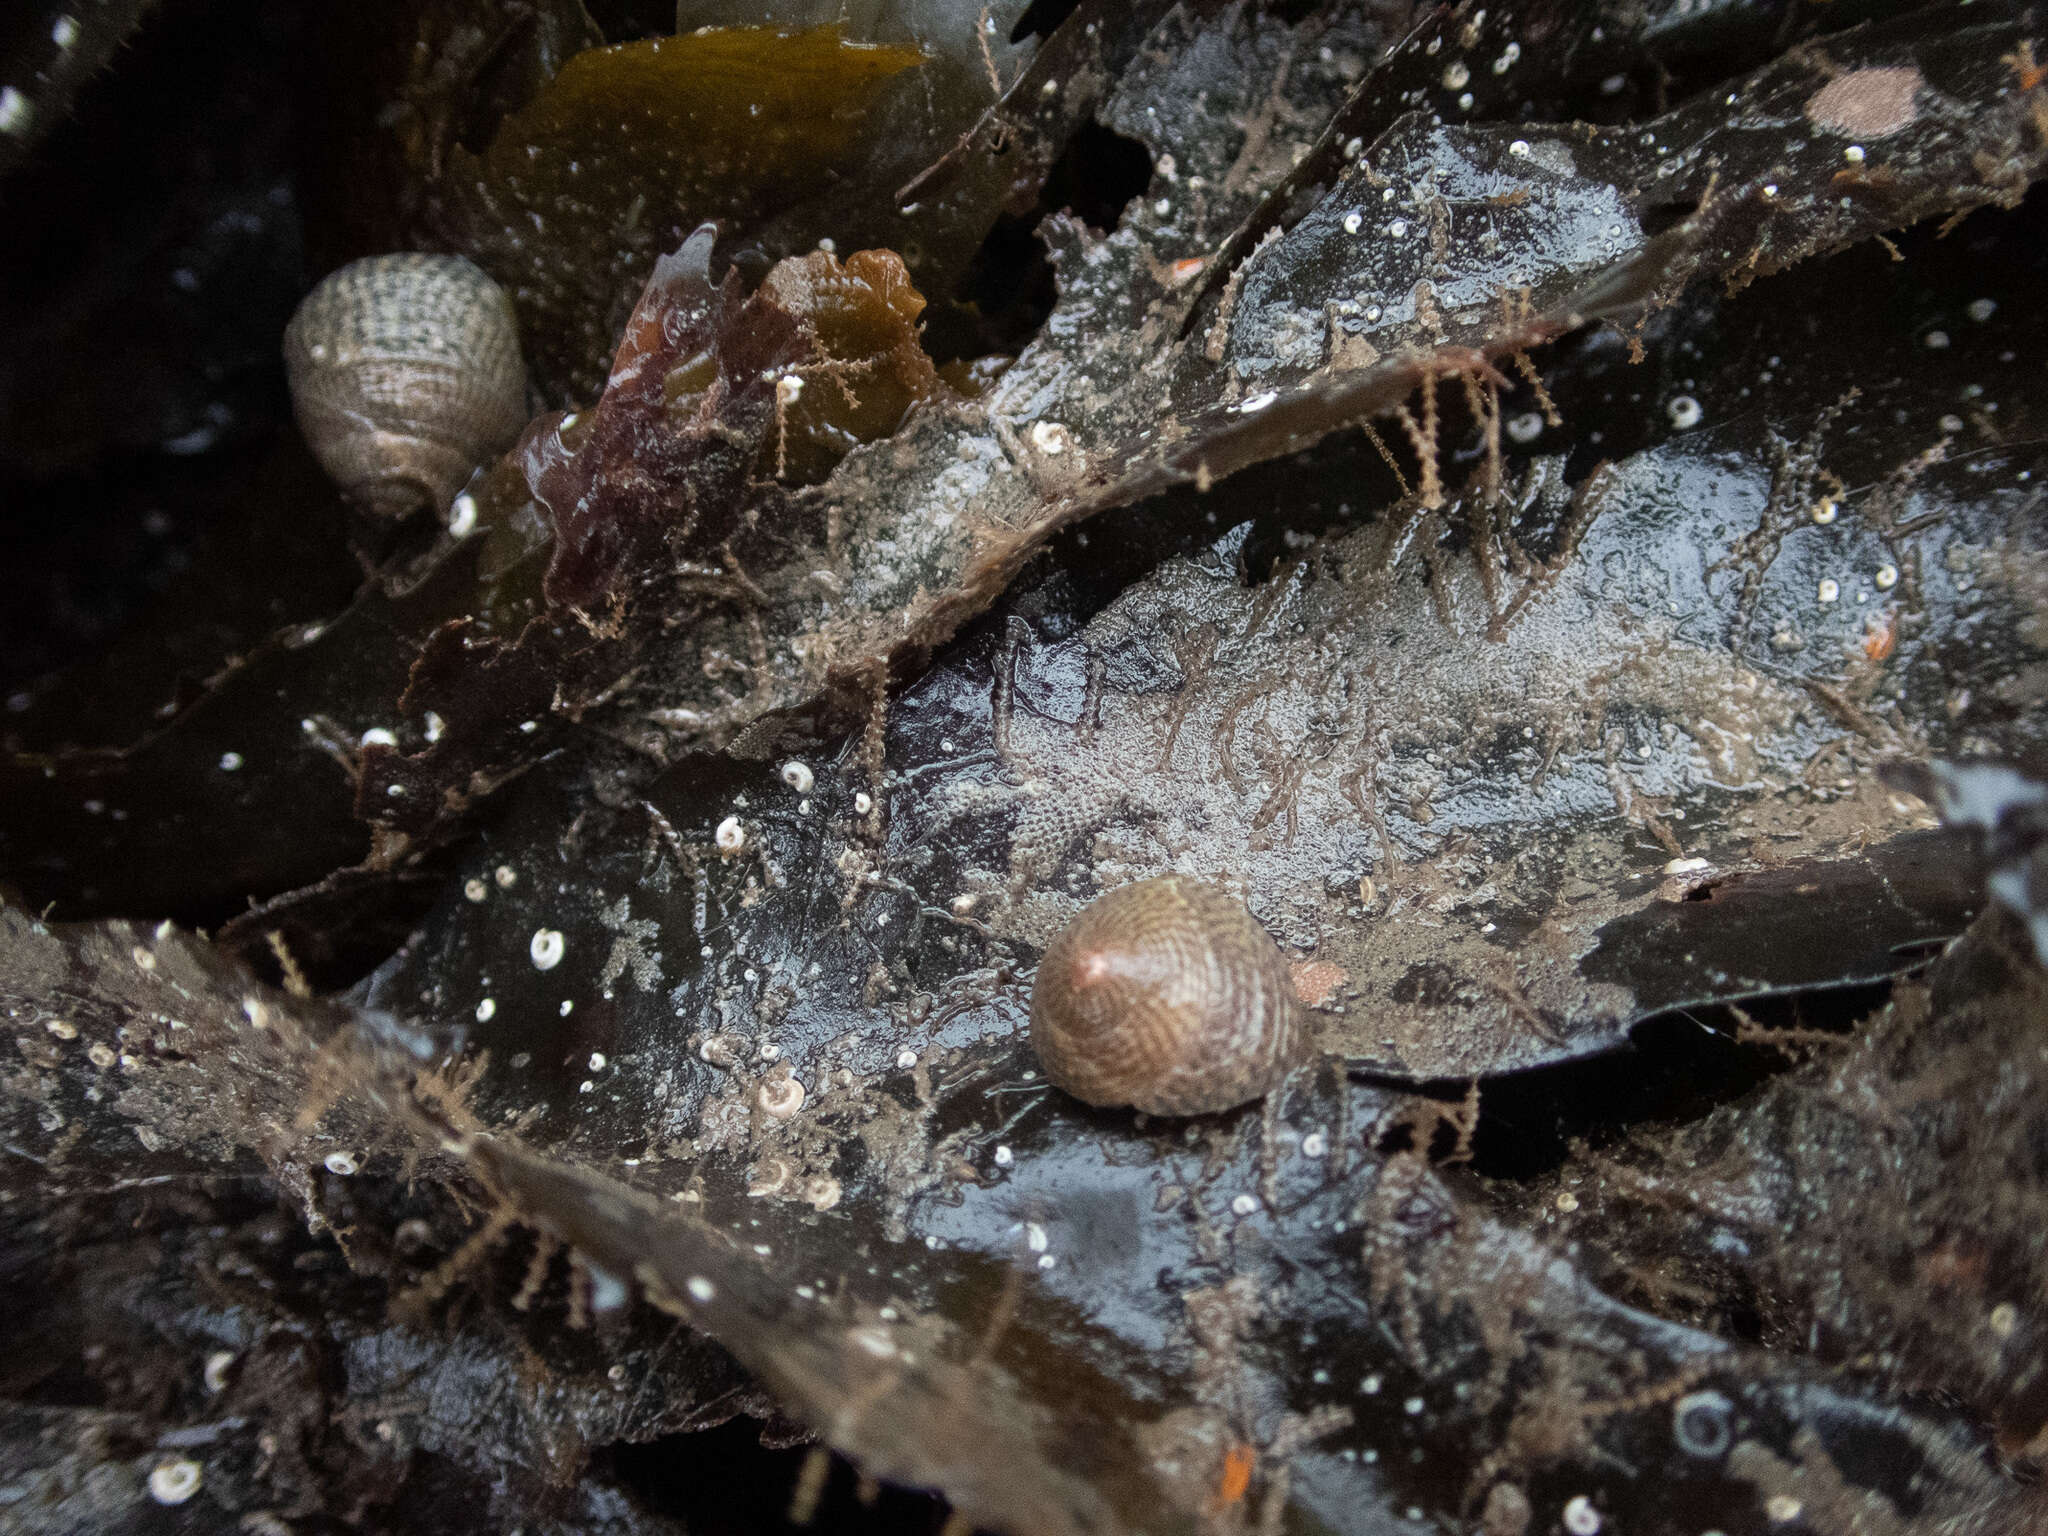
[715,815,747,855]
[698,1033,745,1069]
[747,1154,796,1197]
[1671,1389,1735,1459]
[1480,1483,1532,1536]
[781,760,815,793]
[530,928,565,970]
[202,1349,236,1394]
[148,1458,204,1505]
[1029,876,1307,1115]
[757,1074,805,1119]
[0,86,32,136]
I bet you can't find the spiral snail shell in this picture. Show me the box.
[1030,876,1307,1116]
[283,253,527,518]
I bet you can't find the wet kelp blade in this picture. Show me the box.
[11,3,2043,930]
[3,893,2029,1534]
[5,3,2048,1530]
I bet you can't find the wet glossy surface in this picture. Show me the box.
[4,1,2048,1531]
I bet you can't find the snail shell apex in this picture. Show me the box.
[283,254,527,518]
[1030,876,1305,1116]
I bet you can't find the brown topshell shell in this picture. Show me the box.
[1030,876,1306,1117]
[283,253,527,518]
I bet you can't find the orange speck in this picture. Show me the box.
[1863,610,1896,662]
[1217,1444,1255,1506]
[1920,1238,1988,1291]
[2007,43,2046,92]
[1170,257,1207,286]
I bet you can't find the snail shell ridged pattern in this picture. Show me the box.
[283,253,527,518]
[1030,876,1307,1116]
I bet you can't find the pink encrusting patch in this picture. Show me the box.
[1289,960,1348,1008]
[1804,66,1923,140]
